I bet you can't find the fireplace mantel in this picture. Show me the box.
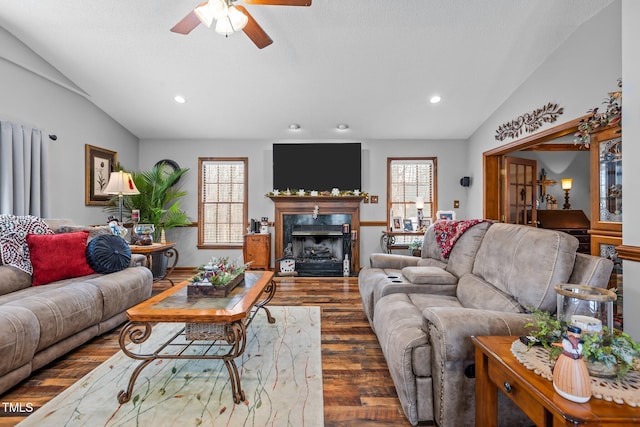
[269,196,364,275]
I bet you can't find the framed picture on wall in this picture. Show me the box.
[436,210,456,221]
[85,144,117,206]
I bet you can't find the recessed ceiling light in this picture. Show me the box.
[430,95,442,104]
[174,95,186,104]
[336,123,349,130]
[289,123,301,130]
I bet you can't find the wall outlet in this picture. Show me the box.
[370,195,379,204]
[454,200,460,208]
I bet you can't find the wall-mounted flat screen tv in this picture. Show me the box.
[273,143,361,191]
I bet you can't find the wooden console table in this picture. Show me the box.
[473,335,640,426]
[380,230,424,254]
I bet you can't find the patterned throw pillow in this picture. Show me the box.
[0,214,53,274]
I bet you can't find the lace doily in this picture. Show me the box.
[511,340,640,407]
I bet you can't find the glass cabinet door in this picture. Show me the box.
[598,137,622,223]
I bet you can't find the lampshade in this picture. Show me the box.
[561,178,573,190]
[104,171,140,196]
[215,5,248,34]
[195,0,228,28]
[415,196,425,210]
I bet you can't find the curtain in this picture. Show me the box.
[0,121,50,216]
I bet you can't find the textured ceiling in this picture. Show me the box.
[0,0,614,141]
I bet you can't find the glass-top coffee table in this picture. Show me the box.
[117,271,276,404]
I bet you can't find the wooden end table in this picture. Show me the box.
[473,335,640,426]
[117,271,276,405]
[129,242,178,284]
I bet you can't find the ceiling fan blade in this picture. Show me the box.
[170,3,207,34]
[243,0,311,6]
[236,5,273,49]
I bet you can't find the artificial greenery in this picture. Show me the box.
[574,78,622,147]
[524,308,565,360]
[581,329,640,379]
[525,307,640,379]
[191,257,251,286]
[108,163,191,239]
[408,238,423,255]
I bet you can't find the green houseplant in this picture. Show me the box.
[109,163,191,238]
[408,238,423,257]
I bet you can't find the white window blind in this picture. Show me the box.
[388,158,436,224]
[198,158,247,246]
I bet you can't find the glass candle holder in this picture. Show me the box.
[555,284,616,333]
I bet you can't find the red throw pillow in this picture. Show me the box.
[27,231,96,286]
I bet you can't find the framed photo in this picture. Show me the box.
[392,216,402,231]
[403,219,414,231]
[421,218,432,228]
[85,144,117,206]
[436,210,456,221]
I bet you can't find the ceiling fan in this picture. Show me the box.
[170,0,312,49]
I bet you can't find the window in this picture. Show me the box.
[198,158,248,248]
[387,157,437,229]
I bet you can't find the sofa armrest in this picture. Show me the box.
[422,307,533,362]
[129,254,148,268]
[369,253,420,269]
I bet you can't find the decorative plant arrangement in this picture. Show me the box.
[191,257,251,285]
[189,257,252,298]
[525,308,640,380]
[574,78,622,148]
[265,189,368,198]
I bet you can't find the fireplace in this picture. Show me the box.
[269,196,364,276]
[286,218,351,276]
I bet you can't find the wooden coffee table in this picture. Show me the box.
[117,271,276,404]
[473,335,640,426]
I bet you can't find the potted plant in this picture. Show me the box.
[108,163,191,276]
[525,308,640,380]
[408,238,423,257]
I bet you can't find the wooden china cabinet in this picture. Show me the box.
[589,124,622,327]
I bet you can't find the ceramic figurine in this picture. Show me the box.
[552,326,591,403]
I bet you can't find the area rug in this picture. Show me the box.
[18,306,323,427]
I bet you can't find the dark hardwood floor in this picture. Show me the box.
[0,270,419,426]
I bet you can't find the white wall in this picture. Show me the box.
[0,29,139,226]
[139,138,469,269]
[621,0,640,339]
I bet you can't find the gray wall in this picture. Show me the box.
[0,28,139,226]
[138,138,469,269]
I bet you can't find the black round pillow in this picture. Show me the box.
[86,234,132,274]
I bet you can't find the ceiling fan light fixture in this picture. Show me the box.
[228,6,249,31]
[215,17,235,36]
[195,0,228,28]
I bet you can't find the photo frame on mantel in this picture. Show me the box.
[85,144,117,206]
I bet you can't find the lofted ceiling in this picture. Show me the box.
[0,0,614,141]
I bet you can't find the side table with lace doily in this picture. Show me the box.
[473,335,640,426]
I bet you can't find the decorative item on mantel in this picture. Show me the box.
[494,102,564,141]
[574,78,622,148]
[265,188,368,198]
[188,257,251,298]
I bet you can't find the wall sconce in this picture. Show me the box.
[561,178,573,210]
[415,196,425,229]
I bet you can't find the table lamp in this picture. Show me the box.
[416,196,425,229]
[561,178,573,210]
[104,171,140,222]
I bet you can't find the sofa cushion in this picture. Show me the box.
[401,266,457,285]
[469,223,578,312]
[86,235,131,274]
[455,273,524,313]
[444,221,492,278]
[0,214,53,274]
[55,224,113,241]
[27,231,95,286]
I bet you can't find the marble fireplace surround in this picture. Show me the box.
[268,196,364,275]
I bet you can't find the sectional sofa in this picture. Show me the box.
[0,217,153,394]
[359,221,614,426]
